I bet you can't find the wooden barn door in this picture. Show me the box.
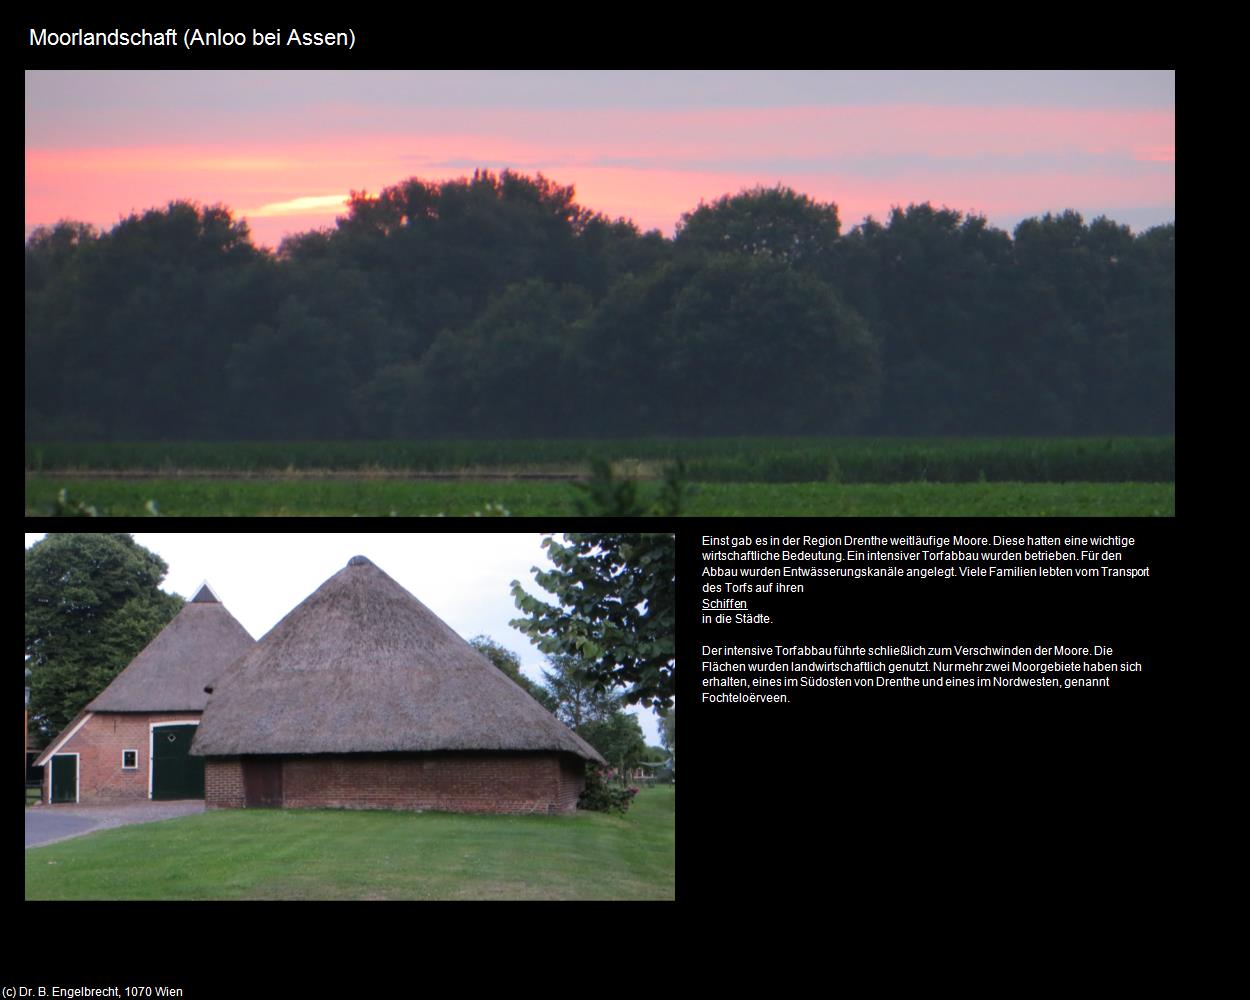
[50,754,77,803]
[243,757,284,808]
[152,724,205,800]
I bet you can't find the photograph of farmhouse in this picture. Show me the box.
[25,532,675,902]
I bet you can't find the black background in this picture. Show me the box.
[23,26,1178,987]
[677,518,1177,912]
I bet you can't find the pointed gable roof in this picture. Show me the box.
[191,556,604,763]
[85,587,255,713]
[191,582,220,603]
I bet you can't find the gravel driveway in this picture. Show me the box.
[25,800,205,848]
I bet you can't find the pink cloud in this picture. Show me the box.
[1133,145,1175,163]
[25,103,1174,247]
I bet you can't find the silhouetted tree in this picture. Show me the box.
[675,184,840,271]
[24,172,1174,442]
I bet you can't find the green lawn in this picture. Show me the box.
[24,786,675,900]
[25,477,1174,516]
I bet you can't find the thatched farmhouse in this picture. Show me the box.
[191,555,604,815]
[34,585,255,804]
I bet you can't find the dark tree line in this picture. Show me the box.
[25,170,1174,441]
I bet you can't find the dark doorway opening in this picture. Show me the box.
[243,757,284,808]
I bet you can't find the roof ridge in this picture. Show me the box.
[191,581,220,603]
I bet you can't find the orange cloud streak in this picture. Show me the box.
[244,194,351,217]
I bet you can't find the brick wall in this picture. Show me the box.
[42,712,201,803]
[204,756,245,808]
[204,751,588,815]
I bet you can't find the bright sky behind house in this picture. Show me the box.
[23,532,665,747]
[25,70,1175,249]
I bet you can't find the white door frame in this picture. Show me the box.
[50,752,80,804]
[148,720,200,799]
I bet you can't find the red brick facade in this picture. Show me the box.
[204,751,587,815]
[40,712,201,803]
[205,755,246,808]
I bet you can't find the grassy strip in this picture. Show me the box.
[25,436,1175,483]
[25,786,675,900]
[26,477,1174,517]
[689,481,1175,517]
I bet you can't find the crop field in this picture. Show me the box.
[25,436,1175,517]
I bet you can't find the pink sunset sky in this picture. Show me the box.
[25,70,1175,250]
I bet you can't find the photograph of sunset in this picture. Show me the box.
[25,69,1174,516]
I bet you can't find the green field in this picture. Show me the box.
[25,476,1174,516]
[26,436,1175,480]
[25,786,675,900]
[24,436,1175,516]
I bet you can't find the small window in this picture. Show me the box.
[122,749,139,770]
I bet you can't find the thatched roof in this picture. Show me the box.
[191,556,605,763]
[36,587,251,766]
[85,586,255,713]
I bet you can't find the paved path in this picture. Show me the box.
[25,800,205,848]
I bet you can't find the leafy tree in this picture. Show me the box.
[24,220,98,297]
[406,279,591,437]
[1120,222,1175,432]
[675,184,840,270]
[660,254,879,434]
[25,201,273,440]
[578,254,879,435]
[579,710,648,779]
[25,534,183,739]
[336,169,604,326]
[572,257,704,435]
[468,634,556,711]
[511,533,675,712]
[574,216,672,299]
[539,652,620,732]
[642,743,669,765]
[838,203,1064,434]
[25,222,106,439]
[1007,211,1174,433]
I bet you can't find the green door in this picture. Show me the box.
[152,725,204,800]
[50,755,77,803]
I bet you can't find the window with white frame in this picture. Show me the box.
[122,749,139,769]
